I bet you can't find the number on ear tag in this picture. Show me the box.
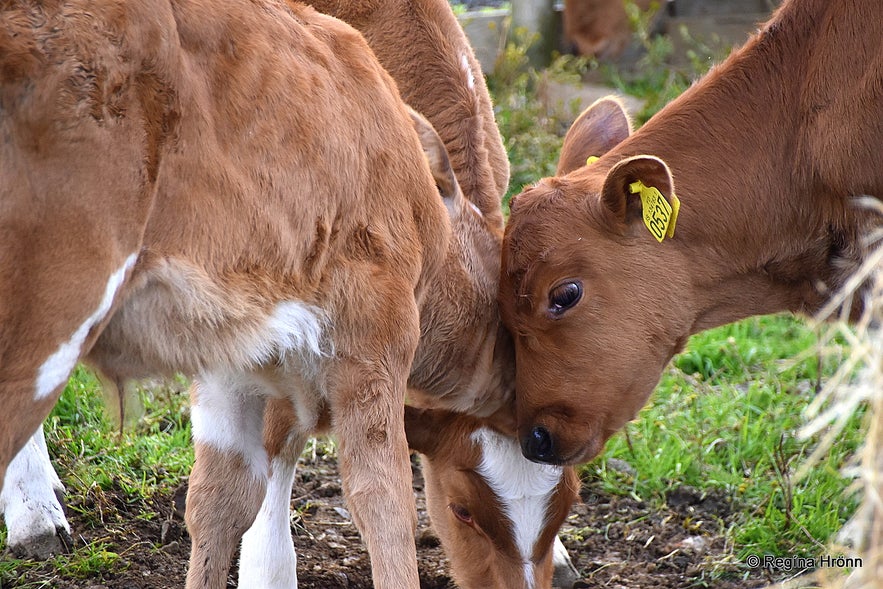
[629,181,680,242]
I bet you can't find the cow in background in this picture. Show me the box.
[305,0,510,233]
[501,0,883,466]
[563,0,656,59]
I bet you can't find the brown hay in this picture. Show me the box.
[783,201,883,588]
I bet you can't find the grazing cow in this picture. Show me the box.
[501,0,883,466]
[0,1,512,587]
[562,0,655,59]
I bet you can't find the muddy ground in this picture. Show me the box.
[3,450,784,589]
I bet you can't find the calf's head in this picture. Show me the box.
[405,406,579,589]
[501,98,692,465]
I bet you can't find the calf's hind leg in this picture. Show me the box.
[185,373,269,589]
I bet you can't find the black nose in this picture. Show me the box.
[522,426,557,463]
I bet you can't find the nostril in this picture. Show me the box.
[523,426,555,463]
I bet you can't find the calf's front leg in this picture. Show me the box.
[329,293,421,589]
[332,362,419,589]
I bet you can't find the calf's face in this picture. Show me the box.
[500,98,692,465]
[405,406,578,589]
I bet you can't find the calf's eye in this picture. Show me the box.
[548,281,582,315]
[449,503,474,525]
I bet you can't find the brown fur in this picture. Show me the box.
[0,1,509,587]
[305,0,510,231]
[502,0,883,465]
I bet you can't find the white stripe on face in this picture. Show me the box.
[35,253,138,400]
[472,427,563,588]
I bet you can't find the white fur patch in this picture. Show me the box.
[460,53,476,90]
[248,301,329,369]
[523,561,535,589]
[1,428,70,549]
[35,253,138,400]
[472,427,562,585]
[190,372,269,479]
[239,457,299,588]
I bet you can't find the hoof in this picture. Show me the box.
[8,525,73,560]
[552,535,579,588]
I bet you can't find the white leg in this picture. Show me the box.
[551,535,579,588]
[238,456,299,588]
[186,373,269,589]
[1,427,71,559]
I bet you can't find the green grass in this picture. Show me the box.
[1,369,192,586]
[586,315,862,565]
[45,367,193,504]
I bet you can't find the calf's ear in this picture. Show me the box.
[406,106,461,204]
[557,96,632,175]
[404,406,446,458]
[600,155,676,231]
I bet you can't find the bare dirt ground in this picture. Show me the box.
[3,451,777,589]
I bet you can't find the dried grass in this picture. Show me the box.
[774,200,883,588]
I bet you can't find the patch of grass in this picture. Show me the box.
[599,1,731,123]
[449,1,510,16]
[585,315,862,565]
[0,542,122,588]
[488,28,567,211]
[45,367,193,505]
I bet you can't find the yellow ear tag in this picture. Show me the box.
[586,156,600,165]
[629,180,680,242]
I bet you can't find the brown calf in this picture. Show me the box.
[501,0,883,465]
[2,0,515,562]
[0,1,505,587]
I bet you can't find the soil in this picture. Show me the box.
[2,452,779,589]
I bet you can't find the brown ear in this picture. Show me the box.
[557,96,632,175]
[600,155,675,229]
[404,405,447,458]
[406,106,460,203]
